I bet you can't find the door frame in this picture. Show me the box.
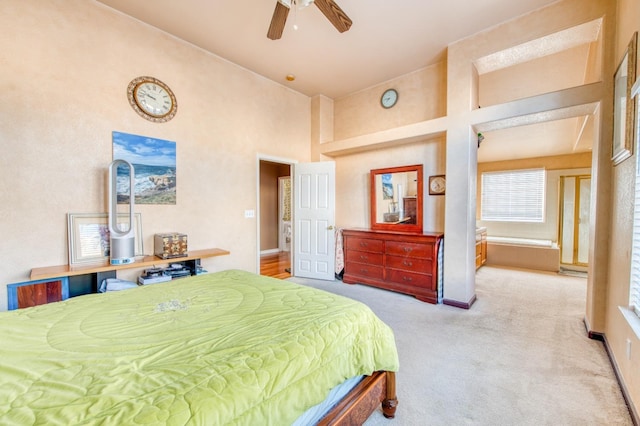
[256,154,297,274]
[278,176,292,252]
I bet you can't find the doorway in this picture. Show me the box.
[559,174,591,271]
[258,159,292,278]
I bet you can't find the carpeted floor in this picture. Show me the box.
[288,265,632,426]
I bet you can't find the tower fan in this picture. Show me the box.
[108,159,135,265]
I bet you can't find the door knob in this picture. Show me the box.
[327,225,334,230]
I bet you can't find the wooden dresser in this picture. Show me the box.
[342,229,444,304]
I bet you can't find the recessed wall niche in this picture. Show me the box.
[474,19,603,109]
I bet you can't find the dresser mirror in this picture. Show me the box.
[370,164,423,233]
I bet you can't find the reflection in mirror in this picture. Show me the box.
[374,171,418,223]
[370,165,423,233]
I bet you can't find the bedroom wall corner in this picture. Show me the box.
[0,0,312,311]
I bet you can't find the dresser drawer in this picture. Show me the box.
[386,255,432,273]
[346,250,384,265]
[345,237,384,253]
[346,263,384,280]
[387,269,432,288]
[385,241,433,259]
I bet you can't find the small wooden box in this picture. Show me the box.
[154,233,188,259]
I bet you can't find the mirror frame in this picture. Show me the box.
[370,164,423,234]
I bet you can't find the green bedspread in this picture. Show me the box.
[0,269,399,425]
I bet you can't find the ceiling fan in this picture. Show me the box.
[267,0,352,40]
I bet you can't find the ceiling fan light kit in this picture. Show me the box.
[278,0,314,9]
[267,0,352,40]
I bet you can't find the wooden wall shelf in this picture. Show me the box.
[7,248,230,310]
[30,248,230,281]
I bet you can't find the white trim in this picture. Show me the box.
[485,236,554,247]
[620,306,640,340]
[260,248,281,255]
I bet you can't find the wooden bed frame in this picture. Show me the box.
[318,371,397,425]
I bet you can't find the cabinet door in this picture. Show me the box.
[8,278,69,310]
[19,281,62,308]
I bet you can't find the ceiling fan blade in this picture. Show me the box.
[314,0,352,33]
[267,2,290,40]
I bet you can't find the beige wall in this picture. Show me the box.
[333,62,447,141]
[479,44,600,107]
[0,0,311,309]
[606,0,640,413]
[335,138,446,233]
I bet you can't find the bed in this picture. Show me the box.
[0,269,399,425]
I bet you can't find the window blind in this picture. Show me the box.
[481,168,545,222]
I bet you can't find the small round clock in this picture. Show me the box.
[127,76,177,123]
[429,175,446,195]
[380,88,398,109]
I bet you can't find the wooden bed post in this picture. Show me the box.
[382,371,398,418]
[318,370,398,425]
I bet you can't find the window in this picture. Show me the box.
[627,79,640,320]
[630,157,640,317]
[481,168,546,222]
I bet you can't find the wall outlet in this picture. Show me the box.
[627,338,632,360]
[244,209,255,218]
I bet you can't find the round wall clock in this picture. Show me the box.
[127,76,177,123]
[429,175,446,195]
[380,88,398,109]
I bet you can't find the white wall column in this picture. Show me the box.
[443,125,478,307]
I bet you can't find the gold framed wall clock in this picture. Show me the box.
[127,76,177,123]
[429,175,446,195]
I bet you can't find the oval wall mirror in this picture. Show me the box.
[370,164,423,233]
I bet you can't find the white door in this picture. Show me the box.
[293,161,336,280]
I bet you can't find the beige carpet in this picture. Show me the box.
[288,266,632,425]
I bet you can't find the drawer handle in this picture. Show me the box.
[360,255,368,261]
[403,247,412,253]
[403,260,413,267]
[359,268,368,273]
[359,242,368,247]
[402,276,413,282]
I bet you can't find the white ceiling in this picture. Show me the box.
[95,0,560,99]
[95,0,597,163]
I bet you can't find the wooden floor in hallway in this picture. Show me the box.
[260,251,291,279]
